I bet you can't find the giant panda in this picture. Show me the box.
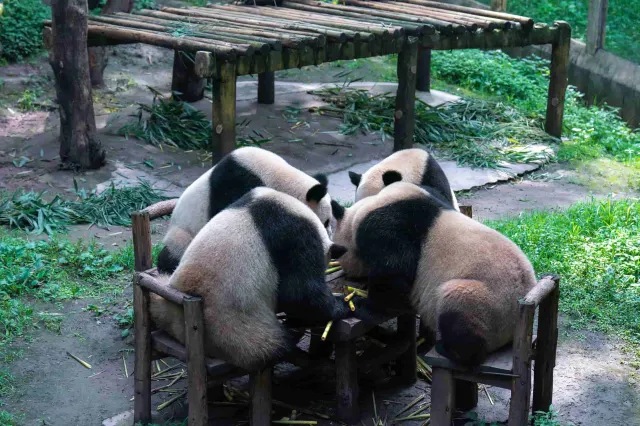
[150,187,350,371]
[348,148,459,210]
[330,182,536,366]
[157,146,333,273]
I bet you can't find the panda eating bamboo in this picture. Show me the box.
[150,187,350,371]
[331,181,536,366]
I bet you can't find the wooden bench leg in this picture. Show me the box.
[171,50,206,102]
[431,367,455,426]
[544,21,571,138]
[211,62,237,165]
[508,301,536,426]
[132,212,152,424]
[394,37,418,152]
[416,48,431,92]
[184,296,208,426]
[251,367,272,426]
[335,340,359,424]
[532,279,560,413]
[257,71,275,104]
[396,314,417,386]
[454,379,478,411]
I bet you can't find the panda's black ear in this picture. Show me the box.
[330,244,348,260]
[306,184,327,203]
[382,170,403,186]
[331,200,345,220]
[312,173,328,188]
[348,171,362,187]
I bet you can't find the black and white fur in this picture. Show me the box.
[157,147,333,273]
[150,187,350,371]
[331,182,536,366]
[348,148,459,210]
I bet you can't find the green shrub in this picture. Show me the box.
[0,0,50,62]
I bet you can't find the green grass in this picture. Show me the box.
[0,411,20,426]
[487,197,640,356]
[430,50,640,185]
[507,0,640,64]
[0,181,169,235]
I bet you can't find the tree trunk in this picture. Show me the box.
[51,0,106,170]
[88,0,134,87]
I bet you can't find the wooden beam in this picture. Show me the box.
[184,296,208,426]
[416,47,431,92]
[394,37,418,151]
[250,368,273,426]
[335,340,359,423]
[258,71,275,104]
[507,299,536,426]
[586,0,608,55]
[211,62,237,165]
[545,21,571,138]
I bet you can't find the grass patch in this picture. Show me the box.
[0,411,20,426]
[507,0,640,64]
[0,181,168,235]
[430,50,640,167]
[311,85,555,169]
[487,197,640,355]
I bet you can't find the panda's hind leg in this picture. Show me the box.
[435,279,492,367]
[279,279,350,327]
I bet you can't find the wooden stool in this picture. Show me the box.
[425,275,560,426]
[131,206,273,426]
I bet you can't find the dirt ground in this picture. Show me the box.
[1,39,639,426]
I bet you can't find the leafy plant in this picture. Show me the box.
[133,0,157,11]
[488,197,640,353]
[0,180,169,235]
[311,85,555,168]
[0,410,19,426]
[0,0,51,62]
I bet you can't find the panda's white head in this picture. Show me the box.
[306,173,333,237]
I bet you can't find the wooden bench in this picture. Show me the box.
[130,200,423,425]
[425,275,560,426]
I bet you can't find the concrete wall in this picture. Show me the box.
[505,41,640,129]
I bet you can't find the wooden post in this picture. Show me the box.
[250,368,273,426]
[132,212,152,424]
[544,22,571,138]
[507,300,536,426]
[431,368,455,425]
[50,0,106,170]
[586,0,608,55]
[394,37,418,152]
[532,278,560,414]
[184,296,208,426]
[171,50,206,102]
[335,340,359,423]
[416,48,431,92]
[455,379,478,411]
[211,62,237,165]
[490,0,507,12]
[396,314,417,386]
[309,332,333,359]
[258,71,275,104]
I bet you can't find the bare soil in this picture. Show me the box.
[0,40,638,426]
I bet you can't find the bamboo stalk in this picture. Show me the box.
[396,0,534,28]
[349,300,356,311]
[124,10,321,48]
[321,320,333,341]
[395,394,425,417]
[67,351,92,369]
[273,421,317,425]
[152,363,181,378]
[408,403,430,417]
[84,24,244,57]
[287,0,436,35]
[481,384,494,405]
[394,413,431,422]
[156,390,187,411]
[326,266,342,274]
[161,6,349,42]
[344,290,357,302]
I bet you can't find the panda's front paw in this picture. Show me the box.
[332,294,352,319]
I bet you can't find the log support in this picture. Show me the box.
[171,50,206,102]
[335,340,359,423]
[250,368,273,426]
[258,71,275,104]
[455,379,479,411]
[394,37,418,151]
[211,62,238,165]
[184,296,208,426]
[396,314,417,386]
[431,367,455,425]
[507,301,536,426]
[416,47,431,92]
[545,21,571,138]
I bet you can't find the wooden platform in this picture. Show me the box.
[43,0,571,163]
